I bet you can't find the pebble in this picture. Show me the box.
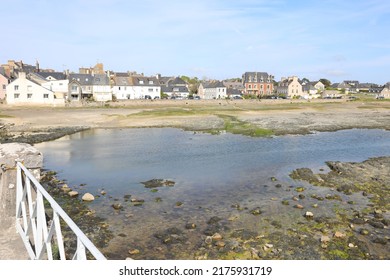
[348,243,355,248]
[212,233,223,241]
[334,231,346,238]
[205,236,213,245]
[312,204,318,208]
[82,193,95,201]
[360,229,369,235]
[215,241,226,248]
[68,191,79,197]
[304,211,314,218]
[128,249,140,255]
[61,184,71,193]
[294,204,304,209]
[320,235,330,243]
[100,190,107,195]
[185,223,197,229]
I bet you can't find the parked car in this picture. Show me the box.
[232,95,243,99]
[376,96,384,100]
[194,96,200,100]
[144,95,152,99]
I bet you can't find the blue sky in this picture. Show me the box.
[1,0,390,83]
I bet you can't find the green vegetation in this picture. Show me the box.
[209,115,273,137]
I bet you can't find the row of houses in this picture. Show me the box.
[1,60,389,105]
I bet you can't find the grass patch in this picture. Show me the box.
[0,114,13,118]
[209,115,274,137]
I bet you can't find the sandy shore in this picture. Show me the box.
[1,99,390,142]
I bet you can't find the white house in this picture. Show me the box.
[130,76,160,99]
[112,75,134,100]
[92,74,112,101]
[30,72,69,100]
[198,81,227,99]
[6,72,63,105]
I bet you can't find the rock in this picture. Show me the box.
[100,190,106,195]
[82,193,95,201]
[215,241,226,248]
[294,204,304,209]
[295,187,305,192]
[275,184,282,188]
[185,223,197,230]
[68,191,79,197]
[351,218,365,225]
[374,209,383,215]
[292,196,299,201]
[250,207,262,215]
[128,249,140,255]
[312,204,318,208]
[61,184,71,193]
[130,198,144,203]
[212,233,223,241]
[359,229,369,235]
[205,236,213,245]
[298,194,305,199]
[368,220,385,229]
[348,243,355,248]
[270,177,277,181]
[304,211,314,218]
[373,237,387,245]
[175,201,183,207]
[112,203,123,210]
[281,200,290,205]
[320,235,330,243]
[334,231,346,238]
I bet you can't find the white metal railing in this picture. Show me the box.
[15,161,106,260]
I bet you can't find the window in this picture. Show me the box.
[119,86,121,90]
[14,93,20,98]
[27,85,32,92]
[72,85,78,92]
[149,81,153,85]
[2,85,5,90]
[43,94,49,98]
[14,85,19,91]
[148,88,153,92]
[254,84,257,89]
[248,85,252,89]
[59,83,63,86]
[27,94,32,99]
[139,80,144,84]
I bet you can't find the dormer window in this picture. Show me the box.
[139,80,144,84]
[149,80,153,85]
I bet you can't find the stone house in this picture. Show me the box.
[68,74,93,101]
[276,76,303,98]
[242,72,274,96]
[380,83,390,99]
[198,81,227,99]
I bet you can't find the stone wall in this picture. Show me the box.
[0,143,43,225]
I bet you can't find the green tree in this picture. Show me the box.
[319,78,331,88]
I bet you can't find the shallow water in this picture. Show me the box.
[35,128,390,259]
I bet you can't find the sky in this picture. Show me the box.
[1,0,390,84]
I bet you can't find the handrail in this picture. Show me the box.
[15,161,106,260]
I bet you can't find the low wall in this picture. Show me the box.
[0,143,43,225]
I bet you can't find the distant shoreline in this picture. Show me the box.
[1,99,389,143]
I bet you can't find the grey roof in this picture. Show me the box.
[158,76,174,86]
[242,72,273,83]
[162,86,189,93]
[69,74,94,85]
[132,76,160,86]
[92,74,109,85]
[202,81,225,88]
[227,88,242,95]
[113,76,133,86]
[36,71,66,80]
[168,77,187,86]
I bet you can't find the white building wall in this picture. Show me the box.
[6,73,62,105]
[132,86,160,99]
[93,85,112,101]
[112,86,135,100]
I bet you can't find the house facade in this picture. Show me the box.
[6,72,63,105]
[161,77,189,98]
[379,83,390,99]
[92,74,111,101]
[68,74,93,101]
[30,72,69,100]
[0,70,9,99]
[242,72,274,96]
[277,76,303,98]
[198,81,227,99]
[112,75,134,100]
[131,76,161,99]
